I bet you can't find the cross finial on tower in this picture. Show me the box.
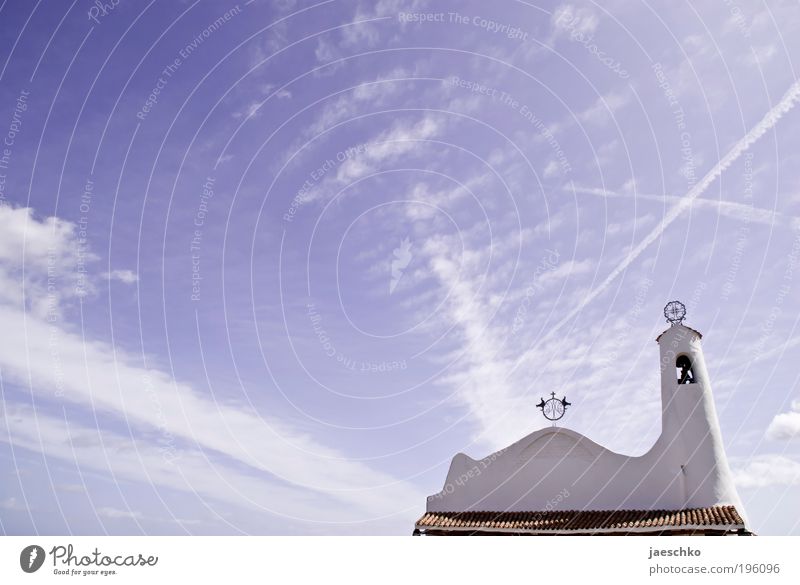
[664,300,686,325]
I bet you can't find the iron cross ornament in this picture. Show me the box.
[537,392,571,422]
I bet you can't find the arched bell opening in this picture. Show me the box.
[676,354,696,385]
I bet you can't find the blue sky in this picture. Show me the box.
[1,0,799,535]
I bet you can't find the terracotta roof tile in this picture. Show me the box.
[415,506,745,534]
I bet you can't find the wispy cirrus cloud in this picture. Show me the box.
[298,113,444,206]
[570,185,800,229]
[1,405,390,527]
[767,400,800,441]
[102,269,139,284]
[732,454,800,488]
[527,77,800,350]
[97,507,143,520]
[0,207,423,527]
[0,206,95,317]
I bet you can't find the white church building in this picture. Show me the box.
[414,303,752,536]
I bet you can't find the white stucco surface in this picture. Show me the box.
[426,324,746,518]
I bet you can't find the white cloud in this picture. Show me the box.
[277,69,417,187]
[570,185,800,229]
[303,67,412,139]
[577,91,631,125]
[246,1,297,64]
[542,160,561,178]
[0,496,26,511]
[767,400,800,440]
[0,406,370,525]
[0,208,424,524]
[314,36,340,66]
[537,259,594,287]
[97,507,143,520]
[423,243,519,447]
[231,101,263,120]
[551,4,599,40]
[674,34,715,91]
[732,454,800,488]
[298,114,442,207]
[413,220,639,450]
[0,205,95,318]
[337,115,440,182]
[606,214,656,236]
[745,44,777,66]
[0,305,422,518]
[343,0,428,49]
[535,78,800,346]
[103,269,139,284]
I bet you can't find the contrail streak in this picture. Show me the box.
[514,78,800,369]
[570,186,800,229]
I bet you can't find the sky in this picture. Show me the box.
[0,0,799,536]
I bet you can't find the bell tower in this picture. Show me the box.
[655,301,744,512]
[418,301,750,534]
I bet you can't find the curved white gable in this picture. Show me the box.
[426,324,746,519]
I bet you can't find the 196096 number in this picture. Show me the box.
[743,564,780,574]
